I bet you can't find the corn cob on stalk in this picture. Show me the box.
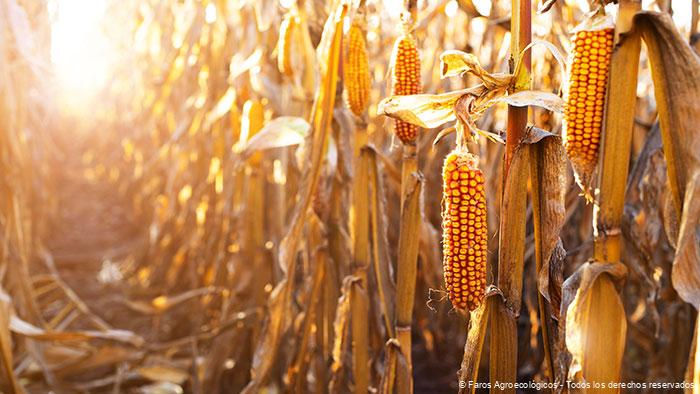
[343,21,371,117]
[278,13,298,77]
[242,100,264,166]
[563,27,614,189]
[390,33,421,145]
[441,150,487,311]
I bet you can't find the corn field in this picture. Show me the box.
[1,0,700,392]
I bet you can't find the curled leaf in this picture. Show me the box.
[522,125,558,144]
[432,126,456,146]
[440,50,511,89]
[514,40,567,92]
[241,116,310,154]
[10,315,145,347]
[562,261,627,384]
[454,96,506,144]
[572,12,615,34]
[382,41,564,144]
[537,0,558,14]
[377,89,468,129]
[494,90,563,114]
[204,87,237,129]
[671,171,700,308]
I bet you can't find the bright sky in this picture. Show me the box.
[49,0,113,112]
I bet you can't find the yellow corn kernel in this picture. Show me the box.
[343,22,371,116]
[563,28,613,183]
[278,14,297,77]
[390,34,421,145]
[441,151,487,311]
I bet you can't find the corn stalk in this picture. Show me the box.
[564,0,640,387]
[391,2,422,392]
[489,0,530,390]
[393,170,422,394]
[352,120,371,393]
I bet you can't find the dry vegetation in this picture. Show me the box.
[1,0,700,393]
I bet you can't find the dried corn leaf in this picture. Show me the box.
[494,90,563,114]
[440,50,511,88]
[364,146,395,337]
[633,11,700,306]
[635,12,700,213]
[379,88,562,132]
[139,381,184,394]
[10,315,145,346]
[670,172,700,307]
[243,279,289,393]
[55,346,141,378]
[526,130,567,301]
[537,0,558,14]
[135,366,188,385]
[377,89,470,129]
[0,291,22,393]
[125,287,224,314]
[458,292,493,394]
[562,261,627,384]
[329,276,355,393]
[240,116,310,154]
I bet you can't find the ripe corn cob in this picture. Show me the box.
[278,14,297,77]
[390,33,421,145]
[441,151,487,311]
[343,21,370,116]
[230,101,241,142]
[563,28,614,187]
[242,100,264,165]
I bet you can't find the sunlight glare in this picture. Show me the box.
[381,0,404,20]
[49,0,114,112]
[445,1,458,18]
[472,0,491,16]
[671,1,694,35]
[205,3,217,24]
[279,0,295,9]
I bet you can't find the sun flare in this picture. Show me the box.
[49,0,114,112]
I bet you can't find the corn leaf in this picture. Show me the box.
[494,91,563,114]
[635,11,700,216]
[562,262,627,384]
[670,172,700,307]
[458,293,493,394]
[377,90,469,129]
[241,116,310,153]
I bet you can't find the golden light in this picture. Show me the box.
[49,0,115,113]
